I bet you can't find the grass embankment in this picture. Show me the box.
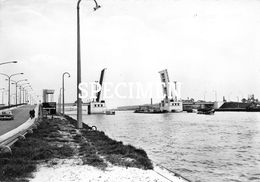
[0,115,153,182]
[0,117,74,182]
[64,115,153,170]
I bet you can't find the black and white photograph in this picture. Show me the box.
[0,0,259,181]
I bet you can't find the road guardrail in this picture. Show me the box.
[0,104,40,153]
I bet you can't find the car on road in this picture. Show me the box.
[0,110,14,120]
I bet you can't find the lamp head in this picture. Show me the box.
[12,61,18,63]
[93,0,101,11]
[94,4,101,11]
[94,5,101,11]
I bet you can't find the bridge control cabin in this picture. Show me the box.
[88,101,106,114]
[42,89,56,116]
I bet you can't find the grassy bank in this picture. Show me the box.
[64,115,153,170]
[0,115,153,182]
[0,117,75,182]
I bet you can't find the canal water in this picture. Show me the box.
[69,112,260,182]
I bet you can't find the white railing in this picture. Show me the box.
[0,104,40,153]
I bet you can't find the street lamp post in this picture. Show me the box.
[19,83,30,104]
[62,72,70,115]
[24,89,27,103]
[10,79,28,105]
[59,88,62,113]
[26,88,33,104]
[19,86,22,104]
[21,87,25,103]
[29,88,34,104]
[0,61,18,105]
[25,87,32,104]
[0,72,24,106]
[0,88,4,105]
[11,82,16,105]
[23,85,32,104]
[76,0,100,129]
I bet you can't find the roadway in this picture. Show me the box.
[0,105,36,136]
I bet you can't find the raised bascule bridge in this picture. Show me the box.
[159,69,183,113]
[64,68,110,115]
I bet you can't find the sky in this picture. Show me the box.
[0,0,260,108]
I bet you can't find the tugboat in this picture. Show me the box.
[106,110,115,115]
[134,105,162,113]
[197,105,215,115]
[197,108,215,115]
